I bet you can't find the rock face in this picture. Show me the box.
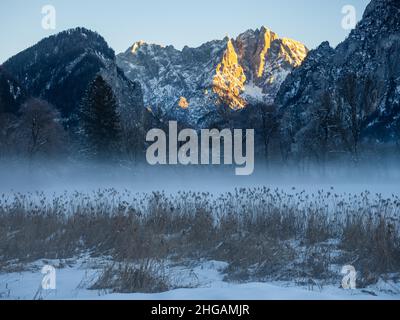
[213,39,247,110]
[117,26,308,128]
[2,28,144,125]
[276,0,400,157]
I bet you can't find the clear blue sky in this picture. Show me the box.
[0,0,370,63]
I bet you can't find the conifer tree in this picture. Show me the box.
[81,75,121,159]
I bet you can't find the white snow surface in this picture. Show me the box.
[1,259,399,300]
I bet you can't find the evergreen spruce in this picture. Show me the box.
[81,75,121,159]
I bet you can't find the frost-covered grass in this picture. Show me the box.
[0,187,400,294]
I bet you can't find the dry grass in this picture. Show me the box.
[0,187,399,289]
[90,259,170,293]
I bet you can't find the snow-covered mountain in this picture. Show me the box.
[276,0,400,155]
[2,28,144,125]
[117,27,308,128]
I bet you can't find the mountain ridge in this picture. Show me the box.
[2,27,144,125]
[275,0,400,160]
[117,26,308,128]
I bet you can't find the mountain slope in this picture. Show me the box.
[2,28,144,125]
[276,0,400,158]
[117,27,308,128]
[0,66,26,114]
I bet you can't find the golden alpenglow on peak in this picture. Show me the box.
[213,39,247,110]
[118,25,308,122]
[178,96,189,109]
[131,40,146,54]
[279,38,308,67]
[257,27,279,78]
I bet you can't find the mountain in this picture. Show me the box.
[276,0,400,159]
[0,66,26,114]
[117,27,308,128]
[2,28,144,126]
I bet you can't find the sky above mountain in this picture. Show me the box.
[0,0,369,64]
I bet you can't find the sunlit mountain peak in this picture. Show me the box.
[131,40,146,54]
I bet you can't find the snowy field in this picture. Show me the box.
[1,258,399,300]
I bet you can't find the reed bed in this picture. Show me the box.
[0,187,399,289]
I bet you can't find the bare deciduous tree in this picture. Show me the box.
[18,98,65,160]
[340,73,364,162]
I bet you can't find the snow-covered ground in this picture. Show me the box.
[1,259,399,300]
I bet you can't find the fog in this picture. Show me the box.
[1,160,399,197]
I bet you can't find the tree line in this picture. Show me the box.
[1,72,399,166]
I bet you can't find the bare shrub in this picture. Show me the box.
[216,234,296,282]
[296,244,334,281]
[90,259,169,293]
[17,99,66,160]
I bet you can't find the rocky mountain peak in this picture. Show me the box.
[257,27,279,77]
[213,39,247,109]
[117,26,308,127]
[131,40,147,54]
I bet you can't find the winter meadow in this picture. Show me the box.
[0,0,400,300]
